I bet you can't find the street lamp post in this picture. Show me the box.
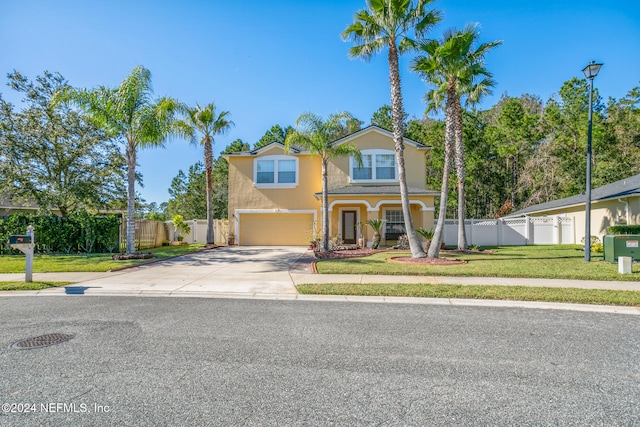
[582,61,602,262]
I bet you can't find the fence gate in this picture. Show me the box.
[167,219,229,245]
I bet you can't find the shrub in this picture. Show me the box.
[171,215,191,237]
[607,225,640,235]
[416,227,434,240]
[581,235,603,253]
[393,234,410,250]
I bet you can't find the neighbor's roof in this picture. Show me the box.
[507,173,640,217]
[316,185,439,198]
[0,194,38,210]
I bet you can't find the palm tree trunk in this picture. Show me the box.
[204,137,214,245]
[125,140,136,254]
[453,96,468,250]
[428,93,455,258]
[322,158,329,252]
[388,39,425,258]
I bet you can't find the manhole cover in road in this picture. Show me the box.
[10,333,75,350]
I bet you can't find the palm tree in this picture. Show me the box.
[284,112,362,252]
[343,0,441,259]
[412,24,501,252]
[366,219,384,249]
[58,66,181,253]
[176,103,234,245]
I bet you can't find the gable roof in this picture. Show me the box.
[507,173,640,217]
[223,125,430,158]
[250,142,300,155]
[223,141,300,157]
[332,125,430,150]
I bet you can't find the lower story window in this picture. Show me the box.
[384,209,405,239]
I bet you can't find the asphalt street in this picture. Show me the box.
[1,296,639,426]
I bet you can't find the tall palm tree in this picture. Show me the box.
[343,0,441,259]
[58,66,181,253]
[176,102,233,245]
[412,24,501,252]
[284,112,362,252]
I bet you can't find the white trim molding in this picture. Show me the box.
[372,200,433,212]
[328,199,373,212]
[234,209,318,244]
[349,149,398,184]
[253,155,299,189]
[338,206,361,242]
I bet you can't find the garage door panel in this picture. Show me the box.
[239,213,314,245]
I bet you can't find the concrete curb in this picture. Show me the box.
[1,288,638,316]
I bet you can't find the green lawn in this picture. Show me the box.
[0,244,205,273]
[0,281,71,291]
[297,283,640,307]
[315,245,640,281]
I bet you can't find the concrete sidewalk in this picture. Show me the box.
[290,273,640,291]
[1,247,639,315]
[4,268,640,292]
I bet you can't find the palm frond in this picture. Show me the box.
[414,7,442,38]
[412,22,501,112]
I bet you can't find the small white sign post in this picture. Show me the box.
[9,225,35,283]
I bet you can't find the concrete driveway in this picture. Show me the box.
[50,246,308,297]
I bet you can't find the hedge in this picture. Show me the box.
[0,212,120,255]
[607,225,640,235]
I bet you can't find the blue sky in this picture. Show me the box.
[1,0,639,205]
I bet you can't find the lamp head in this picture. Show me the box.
[582,61,603,79]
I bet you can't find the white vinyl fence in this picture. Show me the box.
[437,216,574,246]
[167,219,229,245]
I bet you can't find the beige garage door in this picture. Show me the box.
[239,213,314,246]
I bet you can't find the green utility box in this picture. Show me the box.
[603,235,640,263]
[8,235,32,245]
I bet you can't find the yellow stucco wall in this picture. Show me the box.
[226,129,436,245]
[327,130,428,190]
[329,200,434,244]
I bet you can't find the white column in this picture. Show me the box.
[25,225,34,283]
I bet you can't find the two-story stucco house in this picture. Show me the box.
[225,126,439,246]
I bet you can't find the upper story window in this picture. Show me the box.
[350,149,397,182]
[254,155,298,188]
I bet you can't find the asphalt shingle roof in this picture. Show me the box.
[318,185,439,197]
[508,173,640,217]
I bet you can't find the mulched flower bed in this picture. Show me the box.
[441,249,497,255]
[111,252,155,260]
[310,246,496,268]
[313,248,388,260]
[312,247,497,265]
[389,256,467,265]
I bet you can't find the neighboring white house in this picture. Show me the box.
[506,174,640,242]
